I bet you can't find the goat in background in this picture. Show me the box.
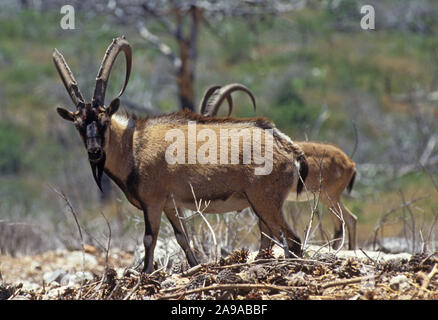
[199,84,358,250]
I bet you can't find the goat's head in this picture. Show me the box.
[53,36,132,190]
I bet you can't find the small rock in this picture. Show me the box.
[43,269,66,285]
[10,295,30,300]
[30,261,42,271]
[66,252,98,269]
[216,269,243,284]
[286,271,307,286]
[83,244,99,254]
[60,274,73,286]
[42,281,80,300]
[43,288,61,300]
[20,281,40,291]
[69,271,94,285]
[389,275,410,291]
[246,265,268,281]
[161,278,176,289]
[186,274,213,290]
[170,261,189,274]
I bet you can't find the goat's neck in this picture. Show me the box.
[103,116,135,184]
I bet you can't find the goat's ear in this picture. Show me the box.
[107,98,120,117]
[56,107,75,122]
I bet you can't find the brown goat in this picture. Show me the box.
[53,37,308,273]
[200,84,358,250]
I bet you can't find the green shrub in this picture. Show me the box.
[0,120,28,174]
[266,79,319,134]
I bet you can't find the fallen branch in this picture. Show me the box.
[123,276,142,300]
[157,283,302,300]
[212,259,325,272]
[105,280,122,300]
[181,264,204,277]
[359,248,378,266]
[321,275,379,290]
[420,252,438,266]
[419,263,438,292]
[181,256,329,277]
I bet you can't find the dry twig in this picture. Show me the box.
[189,183,217,261]
[50,185,86,299]
[123,276,142,300]
[419,263,438,292]
[321,274,379,290]
[157,283,303,300]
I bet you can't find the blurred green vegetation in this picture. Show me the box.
[0,4,437,250]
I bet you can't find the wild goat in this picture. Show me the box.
[199,84,358,250]
[53,37,308,273]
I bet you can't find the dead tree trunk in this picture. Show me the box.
[108,0,305,112]
[174,6,200,111]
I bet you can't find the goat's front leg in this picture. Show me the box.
[141,203,163,274]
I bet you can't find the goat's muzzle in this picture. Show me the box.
[86,121,104,163]
[86,121,105,191]
[88,147,103,163]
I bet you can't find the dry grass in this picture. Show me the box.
[1,246,437,300]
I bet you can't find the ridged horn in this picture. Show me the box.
[52,49,86,109]
[203,83,256,117]
[199,85,233,116]
[92,36,132,108]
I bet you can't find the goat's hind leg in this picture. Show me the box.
[246,192,302,257]
[164,207,198,267]
[256,219,274,258]
[327,198,358,250]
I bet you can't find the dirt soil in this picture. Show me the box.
[0,245,437,300]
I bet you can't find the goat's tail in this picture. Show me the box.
[296,154,308,195]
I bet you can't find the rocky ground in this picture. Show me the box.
[0,245,437,300]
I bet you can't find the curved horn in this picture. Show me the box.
[205,83,256,117]
[52,49,85,109]
[199,85,232,116]
[92,36,132,108]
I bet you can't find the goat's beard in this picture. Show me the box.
[90,153,106,192]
